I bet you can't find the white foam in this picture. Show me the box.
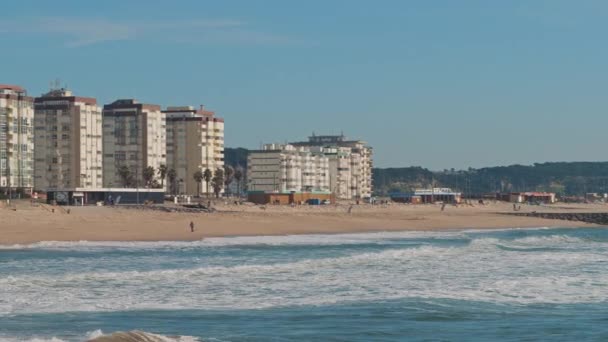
[0,330,201,342]
[2,231,607,317]
[0,336,67,342]
[0,230,468,250]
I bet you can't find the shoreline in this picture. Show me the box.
[0,225,576,247]
[1,200,604,245]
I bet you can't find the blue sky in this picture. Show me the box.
[1,0,607,169]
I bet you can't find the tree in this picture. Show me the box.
[234,165,244,196]
[224,165,235,195]
[193,170,204,197]
[211,168,225,198]
[158,164,168,188]
[167,168,177,195]
[143,166,155,187]
[203,168,213,197]
[117,165,132,188]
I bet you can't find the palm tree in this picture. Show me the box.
[167,168,177,195]
[158,164,168,188]
[224,165,235,196]
[212,168,225,198]
[143,166,155,187]
[193,170,204,197]
[117,165,132,188]
[202,168,213,198]
[234,165,244,196]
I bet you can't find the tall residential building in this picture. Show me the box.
[33,88,103,190]
[164,105,224,195]
[291,134,373,199]
[247,144,330,193]
[102,99,166,188]
[0,85,34,194]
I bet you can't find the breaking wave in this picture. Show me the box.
[2,228,607,317]
[0,330,202,342]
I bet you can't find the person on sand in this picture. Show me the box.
[189,221,195,232]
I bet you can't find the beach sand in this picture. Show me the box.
[0,200,604,245]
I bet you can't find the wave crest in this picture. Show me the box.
[87,330,200,342]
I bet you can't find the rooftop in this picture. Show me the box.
[0,84,25,93]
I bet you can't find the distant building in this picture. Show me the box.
[247,143,330,194]
[290,133,373,199]
[45,187,165,205]
[164,105,224,195]
[508,192,556,204]
[102,99,166,188]
[0,84,34,194]
[33,88,103,191]
[390,188,462,204]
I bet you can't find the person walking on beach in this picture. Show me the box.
[189,221,195,233]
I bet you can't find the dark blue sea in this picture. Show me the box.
[1,227,607,341]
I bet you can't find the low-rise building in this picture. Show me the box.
[102,99,166,188]
[390,188,462,204]
[33,88,103,190]
[164,105,224,195]
[0,84,34,194]
[45,187,165,205]
[508,192,556,204]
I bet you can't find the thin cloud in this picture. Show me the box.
[0,16,292,47]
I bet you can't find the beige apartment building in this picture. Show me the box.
[291,134,373,199]
[33,88,103,190]
[102,99,166,188]
[247,144,330,193]
[0,84,34,194]
[164,106,224,195]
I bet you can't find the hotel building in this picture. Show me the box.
[291,134,373,199]
[247,144,330,194]
[102,99,166,188]
[0,84,34,194]
[164,105,224,195]
[33,88,103,190]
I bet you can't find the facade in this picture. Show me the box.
[33,88,103,191]
[291,134,373,199]
[508,192,556,204]
[390,188,462,204]
[102,99,166,188]
[0,84,34,194]
[247,191,335,205]
[164,105,224,195]
[45,188,165,205]
[247,144,330,194]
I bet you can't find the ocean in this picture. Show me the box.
[0,227,607,341]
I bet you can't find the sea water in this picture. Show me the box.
[0,227,607,341]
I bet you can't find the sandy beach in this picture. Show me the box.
[0,200,604,245]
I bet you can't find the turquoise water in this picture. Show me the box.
[1,227,607,341]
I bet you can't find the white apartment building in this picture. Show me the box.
[291,134,373,199]
[247,144,330,193]
[33,88,103,190]
[164,105,224,195]
[0,85,34,194]
[102,99,166,188]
